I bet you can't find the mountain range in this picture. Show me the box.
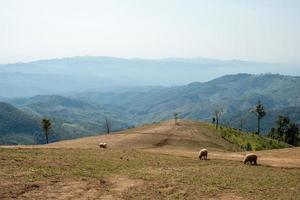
[0,72,299,145]
[73,73,300,132]
[0,56,297,97]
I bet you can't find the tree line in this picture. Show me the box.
[212,101,299,146]
[174,100,299,146]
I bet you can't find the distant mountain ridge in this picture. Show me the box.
[1,56,297,97]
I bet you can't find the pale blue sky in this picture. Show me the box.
[1,0,300,64]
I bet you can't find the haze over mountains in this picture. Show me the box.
[0,60,299,145]
[0,56,298,98]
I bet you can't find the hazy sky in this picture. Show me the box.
[1,0,300,64]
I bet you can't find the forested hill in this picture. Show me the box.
[74,73,300,133]
[0,102,42,144]
[1,73,299,145]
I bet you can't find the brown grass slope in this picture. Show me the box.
[3,120,300,168]
[1,120,300,199]
[46,120,240,151]
[46,119,300,169]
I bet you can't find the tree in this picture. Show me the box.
[239,118,246,131]
[41,118,52,144]
[212,117,216,124]
[269,115,299,145]
[286,123,299,145]
[214,107,224,129]
[103,117,112,134]
[275,115,290,140]
[174,112,179,125]
[251,101,266,135]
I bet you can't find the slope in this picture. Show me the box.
[0,102,42,144]
[45,120,240,151]
[18,95,135,140]
[75,73,300,133]
[3,120,298,168]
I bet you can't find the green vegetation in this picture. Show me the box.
[0,102,43,145]
[0,96,134,145]
[0,148,299,199]
[0,133,37,145]
[218,126,290,151]
[1,74,300,145]
[269,115,300,146]
[74,74,300,134]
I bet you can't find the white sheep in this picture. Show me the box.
[243,154,257,165]
[99,142,107,149]
[198,149,208,160]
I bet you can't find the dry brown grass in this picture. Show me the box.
[1,120,300,199]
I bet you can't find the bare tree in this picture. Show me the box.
[174,112,179,125]
[214,107,224,129]
[41,118,52,144]
[239,118,246,131]
[103,117,112,134]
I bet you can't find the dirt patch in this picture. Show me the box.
[208,193,247,200]
[101,176,144,200]
[4,180,104,200]
[0,175,144,200]
[154,138,169,147]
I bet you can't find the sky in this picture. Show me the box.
[1,0,300,64]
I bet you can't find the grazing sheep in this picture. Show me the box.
[99,142,107,149]
[198,149,208,160]
[243,154,257,165]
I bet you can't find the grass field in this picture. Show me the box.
[1,148,300,200]
[1,120,300,199]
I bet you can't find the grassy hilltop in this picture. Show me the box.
[1,120,299,199]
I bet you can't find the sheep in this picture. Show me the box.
[99,142,107,149]
[243,154,257,165]
[198,149,208,160]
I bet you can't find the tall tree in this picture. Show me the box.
[41,118,52,144]
[104,117,112,134]
[251,101,266,134]
[214,107,224,129]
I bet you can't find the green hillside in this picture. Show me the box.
[0,98,134,145]
[1,74,299,145]
[74,74,300,134]
[0,102,42,144]
[20,95,134,134]
[217,126,290,151]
